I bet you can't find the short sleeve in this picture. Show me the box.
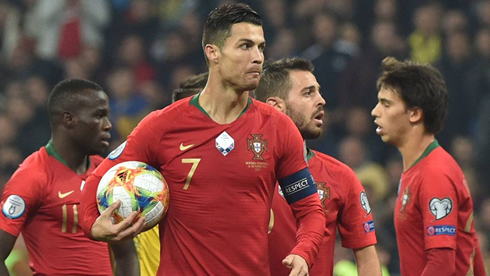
[0,163,46,236]
[338,168,377,249]
[418,172,458,250]
[276,115,307,180]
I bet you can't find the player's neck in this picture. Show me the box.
[398,133,435,172]
[199,85,250,124]
[51,136,89,174]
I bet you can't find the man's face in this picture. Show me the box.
[371,87,411,145]
[218,22,265,91]
[71,89,112,155]
[286,70,325,140]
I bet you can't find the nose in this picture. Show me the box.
[252,46,264,65]
[318,93,326,107]
[371,103,379,118]
[103,117,112,131]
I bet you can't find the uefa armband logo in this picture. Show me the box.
[429,197,453,220]
[2,195,26,219]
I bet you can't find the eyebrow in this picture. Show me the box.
[237,38,266,46]
[379,98,392,104]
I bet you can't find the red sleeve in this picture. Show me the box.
[288,191,326,267]
[338,168,377,249]
[418,171,458,250]
[421,248,455,276]
[0,158,46,237]
[276,114,307,179]
[79,111,163,239]
[473,240,487,276]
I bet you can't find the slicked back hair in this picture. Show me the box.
[47,79,103,127]
[377,57,448,134]
[202,3,262,64]
[255,57,314,103]
[172,72,209,102]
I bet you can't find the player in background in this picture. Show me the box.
[371,57,487,275]
[0,79,134,275]
[79,3,325,276]
[255,57,382,276]
[134,72,209,276]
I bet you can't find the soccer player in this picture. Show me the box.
[371,57,487,275]
[135,72,209,276]
[79,3,325,276]
[255,57,382,276]
[0,79,123,275]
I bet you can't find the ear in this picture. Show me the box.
[408,107,423,124]
[63,111,76,129]
[265,97,286,113]
[205,44,220,64]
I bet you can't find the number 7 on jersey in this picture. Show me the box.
[181,158,201,190]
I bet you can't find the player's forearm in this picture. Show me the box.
[353,245,382,276]
[421,248,455,276]
[288,193,325,267]
[79,174,102,240]
[110,240,140,276]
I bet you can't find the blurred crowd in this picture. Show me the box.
[0,0,489,275]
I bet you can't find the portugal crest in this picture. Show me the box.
[247,134,267,160]
[316,182,329,210]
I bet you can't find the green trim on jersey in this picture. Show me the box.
[190,93,252,119]
[46,140,68,166]
[410,140,440,168]
[306,147,315,162]
[45,140,91,169]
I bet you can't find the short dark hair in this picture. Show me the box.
[202,3,262,64]
[377,57,448,134]
[47,79,103,124]
[255,57,314,102]
[172,72,209,102]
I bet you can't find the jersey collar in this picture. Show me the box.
[45,140,91,169]
[190,93,252,119]
[305,146,315,162]
[410,139,440,168]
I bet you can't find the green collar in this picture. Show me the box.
[45,140,90,169]
[410,140,440,168]
[46,140,68,166]
[306,147,315,162]
[190,93,252,119]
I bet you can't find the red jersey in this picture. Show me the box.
[80,96,325,275]
[269,149,377,276]
[395,140,484,275]
[0,142,112,275]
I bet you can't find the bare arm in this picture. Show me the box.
[353,245,382,276]
[110,239,140,276]
[0,230,17,276]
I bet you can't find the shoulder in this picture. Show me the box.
[7,148,49,186]
[312,150,356,176]
[421,147,461,175]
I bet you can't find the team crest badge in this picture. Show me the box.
[400,186,411,212]
[247,134,267,160]
[316,182,329,209]
[360,191,371,216]
[429,197,453,220]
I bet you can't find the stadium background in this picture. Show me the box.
[0,0,489,275]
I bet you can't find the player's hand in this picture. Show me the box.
[283,254,309,276]
[91,200,145,242]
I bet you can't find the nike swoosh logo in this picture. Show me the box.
[58,190,74,199]
[180,143,195,151]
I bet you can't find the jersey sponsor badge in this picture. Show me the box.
[360,191,371,215]
[216,131,234,156]
[426,225,456,236]
[2,195,26,219]
[429,197,453,220]
[363,220,375,233]
[247,134,267,160]
[108,141,127,160]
